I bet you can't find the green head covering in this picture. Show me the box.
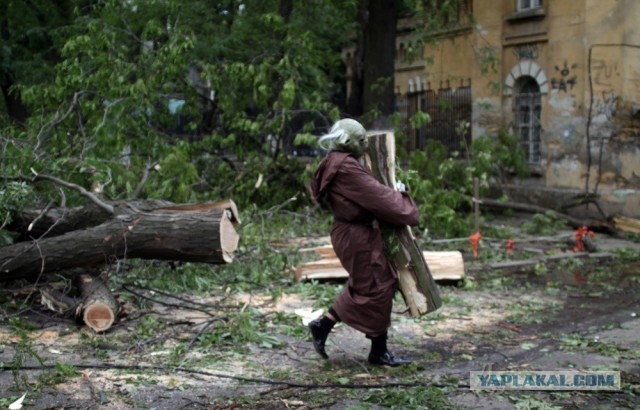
[318,119,368,157]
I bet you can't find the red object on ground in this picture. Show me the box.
[506,239,514,256]
[573,225,595,252]
[470,231,481,257]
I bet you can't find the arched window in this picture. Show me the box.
[514,77,541,163]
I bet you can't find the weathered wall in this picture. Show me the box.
[411,0,640,218]
[579,0,640,216]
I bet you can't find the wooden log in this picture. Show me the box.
[39,274,120,332]
[364,132,442,316]
[612,216,640,234]
[0,209,239,279]
[294,249,465,282]
[77,274,119,333]
[8,199,240,240]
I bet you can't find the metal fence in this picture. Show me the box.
[396,79,472,155]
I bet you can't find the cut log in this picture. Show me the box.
[77,274,119,333]
[612,216,640,234]
[1,208,239,279]
[8,199,240,240]
[294,248,465,282]
[363,132,442,316]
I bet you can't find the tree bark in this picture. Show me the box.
[8,199,240,240]
[364,132,442,316]
[1,208,239,279]
[347,0,397,123]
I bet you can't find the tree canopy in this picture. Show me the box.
[1,0,366,224]
[2,0,514,242]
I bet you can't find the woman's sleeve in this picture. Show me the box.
[333,158,420,226]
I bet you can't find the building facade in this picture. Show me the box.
[393,0,640,219]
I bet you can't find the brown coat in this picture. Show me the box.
[310,151,419,336]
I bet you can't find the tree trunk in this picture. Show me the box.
[347,0,397,124]
[362,0,397,128]
[364,132,442,316]
[1,208,239,279]
[479,198,613,232]
[9,199,240,240]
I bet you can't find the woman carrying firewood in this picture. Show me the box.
[308,118,420,366]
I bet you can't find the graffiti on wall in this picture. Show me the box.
[594,90,618,120]
[591,59,620,87]
[514,43,539,60]
[551,62,578,92]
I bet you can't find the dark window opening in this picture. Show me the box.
[514,77,541,163]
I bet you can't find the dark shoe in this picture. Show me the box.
[308,319,329,359]
[368,351,412,366]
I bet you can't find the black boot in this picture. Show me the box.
[367,332,412,367]
[308,316,335,359]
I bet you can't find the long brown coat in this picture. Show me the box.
[310,151,419,336]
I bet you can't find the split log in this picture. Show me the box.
[364,132,442,316]
[1,208,239,279]
[294,246,465,282]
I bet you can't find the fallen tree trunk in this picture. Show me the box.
[479,198,614,232]
[364,132,442,316]
[8,199,240,240]
[1,208,239,279]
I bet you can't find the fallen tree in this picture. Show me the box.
[1,174,241,332]
[1,205,239,279]
[478,198,615,232]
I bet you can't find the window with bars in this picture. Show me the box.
[514,78,541,163]
[517,0,543,11]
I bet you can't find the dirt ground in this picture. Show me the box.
[1,223,639,409]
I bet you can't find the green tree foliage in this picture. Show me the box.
[1,0,524,244]
[399,130,528,238]
[0,0,358,231]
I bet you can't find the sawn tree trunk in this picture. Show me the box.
[1,208,239,279]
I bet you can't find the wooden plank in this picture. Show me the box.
[294,250,465,282]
